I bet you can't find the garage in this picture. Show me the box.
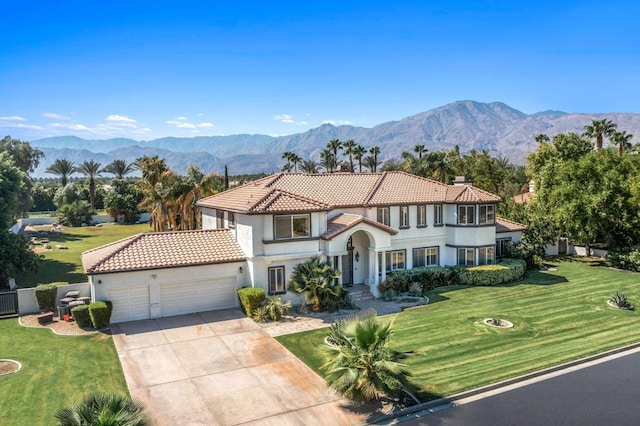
[160,277,238,317]
[108,286,151,323]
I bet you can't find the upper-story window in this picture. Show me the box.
[417,205,427,227]
[479,205,495,225]
[228,211,235,228]
[399,206,409,228]
[216,210,224,228]
[274,214,310,239]
[458,205,475,225]
[434,204,443,225]
[377,207,390,226]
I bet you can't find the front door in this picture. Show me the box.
[341,252,353,286]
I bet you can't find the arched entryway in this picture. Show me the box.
[340,230,371,286]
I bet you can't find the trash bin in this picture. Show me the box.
[57,305,69,319]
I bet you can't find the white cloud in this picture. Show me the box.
[197,122,214,128]
[0,116,26,121]
[274,114,308,126]
[106,114,137,127]
[43,112,71,120]
[175,116,188,121]
[322,119,352,126]
[166,118,214,130]
[69,124,90,131]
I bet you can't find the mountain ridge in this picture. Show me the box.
[29,100,640,177]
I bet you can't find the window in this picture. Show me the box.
[458,205,475,225]
[434,204,443,225]
[268,266,286,294]
[385,250,406,272]
[457,248,475,266]
[413,247,439,267]
[478,246,495,265]
[400,206,409,228]
[228,212,235,228]
[274,214,310,239]
[496,238,512,258]
[479,205,495,225]
[377,207,390,226]
[216,210,224,228]
[417,205,427,227]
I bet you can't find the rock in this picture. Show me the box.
[55,245,68,250]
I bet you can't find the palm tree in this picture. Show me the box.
[281,162,293,172]
[319,149,337,173]
[369,146,380,169]
[352,145,367,172]
[281,151,294,171]
[135,155,168,187]
[413,144,427,159]
[300,159,319,174]
[322,311,413,403]
[45,158,75,187]
[289,256,341,311]
[362,155,380,173]
[611,130,634,156]
[343,139,357,172]
[102,159,135,179]
[327,139,343,164]
[55,393,148,426]
[583,118,617,151]
[290,153,302,172]
[76,160,102,209]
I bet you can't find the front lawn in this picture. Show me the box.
[277,259,640,400]
[18,223,150,287]
[0,319,128,425]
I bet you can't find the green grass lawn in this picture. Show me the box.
[277,259,640,401]
[18,223,150,287]
[0,319,128,425]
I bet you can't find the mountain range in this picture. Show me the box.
[29,100,640,178]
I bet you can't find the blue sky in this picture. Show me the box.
[1,0,639,141]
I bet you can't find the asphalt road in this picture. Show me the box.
[401,350,640,426]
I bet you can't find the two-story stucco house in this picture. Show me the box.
[83,172,525,323]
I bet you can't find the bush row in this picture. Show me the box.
[71,301,113,329]
[379,259,526,294]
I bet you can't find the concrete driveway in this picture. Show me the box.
[111,309,365,425]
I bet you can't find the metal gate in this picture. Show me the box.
[0,291,19,317]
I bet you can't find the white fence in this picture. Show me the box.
[11,213,150,234]
[17,282,91,314]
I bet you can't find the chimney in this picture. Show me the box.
[453,176,473,186]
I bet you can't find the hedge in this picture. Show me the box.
[34,284,57,312]
[379,259,526,294]
[71,304,92,328]
[237,287,266,317]
[606,246,640,272]
[89,301,112,329]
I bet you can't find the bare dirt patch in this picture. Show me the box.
[0,360,21,375]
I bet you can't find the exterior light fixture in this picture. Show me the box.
[239,266,244,273]
[355,251,360,262]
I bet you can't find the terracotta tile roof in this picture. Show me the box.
[197,172,501,213]
[496,217,528,233]
[322,213,398,240]
[82,229,245,274]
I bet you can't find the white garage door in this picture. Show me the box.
[160,277,237,317]
[108,286,150,323]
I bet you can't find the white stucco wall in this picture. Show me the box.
[17,282,90,314]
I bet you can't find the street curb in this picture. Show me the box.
[367,341,640,424]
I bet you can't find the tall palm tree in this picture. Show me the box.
[135,156,168,186]
[281,151,294,171]
[322,312,413,403]
[55,393,148,426]
[583,118,617,151]
[290,153,302,172]
[610,130,634,156]
[368,146,381,172]
[319,149,336,173]
[413,144,427,159]
[45,158,75,187]
[327,139,343,165]
[352,145,366,172]
[102,159,135,179]
[362,155,380,173]
[300,159,319,173]
[76,160,102,210]
[343,139,357,172]
[281,162,293,172]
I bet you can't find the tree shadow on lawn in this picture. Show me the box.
[16,259,87,287]
[27,232,90,244]
[502,270,569,286]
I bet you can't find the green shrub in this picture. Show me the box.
[610,292,634,310]
[289,256,341,312]
[88,301,111,328]
[457,259,526,286]
[237,287,266,317]
[49,281,70,286]
[34,284,57,312]
[408,282,423,297]
[252,305,269,322]
[261,296,292,321]
[104,300,113,318]
[606,246,640,272]
[71,304,92,328]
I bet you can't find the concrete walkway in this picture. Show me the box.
[111,309,368,425]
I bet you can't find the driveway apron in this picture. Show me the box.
[111,309,365,425]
